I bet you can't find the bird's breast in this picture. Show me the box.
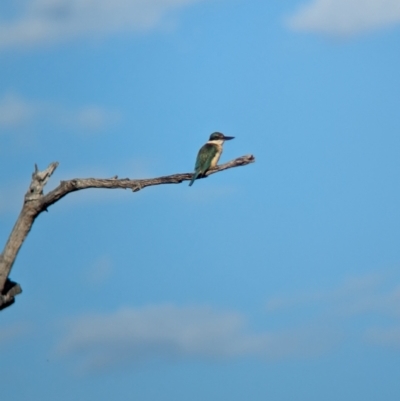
[210,145,223,167]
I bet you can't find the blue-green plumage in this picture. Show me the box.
[189,132,234,186]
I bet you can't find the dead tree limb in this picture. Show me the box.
[0,154,255,311]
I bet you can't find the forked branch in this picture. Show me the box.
[0,154,255,310]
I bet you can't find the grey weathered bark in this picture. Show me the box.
[0,155,255,311]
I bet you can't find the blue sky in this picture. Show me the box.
[1,1,400,400]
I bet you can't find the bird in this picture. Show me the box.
[189,132,234,186]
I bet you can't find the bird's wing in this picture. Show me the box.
[195,143,218,173]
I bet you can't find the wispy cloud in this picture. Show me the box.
[266,272,400,319]
[286,0,400,37]
[0,0,205,50]
[56,304,338,372]
[51,272,400,373]
[0,182,26,216]
[0,92,120,132]
[0,322,32,346]
[365,326,400,348]
[0,93,36,127]
[266,273,388,316]
[84,255,113,286]
[70,106,120,132]
[266,271,400,351]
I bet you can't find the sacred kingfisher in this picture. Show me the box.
[189,132,234,186]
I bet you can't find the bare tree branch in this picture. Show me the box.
[0,154,255,310]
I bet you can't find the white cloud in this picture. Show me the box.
[0,92,120,132]
[0,183,26,215]
[57,104,121,133]
[0,0,205,50]
[0,322,32,346]
[265,272,390,317]
[52,273,400,373]
[365,326,400,348]
[76,107,119,131]
[286,0,400,37]
[56,304,338,372]
[84,255,113,285]
[266,271,400,353]
[0,93,36,127]
[266,272,400,320]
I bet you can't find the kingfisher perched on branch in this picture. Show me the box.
[189,132,235,186]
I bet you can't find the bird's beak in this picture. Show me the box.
[223,136,235,140]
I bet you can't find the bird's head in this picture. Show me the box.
[209,132,235,142]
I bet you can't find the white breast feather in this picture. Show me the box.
[207,141,223,167]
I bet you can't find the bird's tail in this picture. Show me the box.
[189,170,201,186]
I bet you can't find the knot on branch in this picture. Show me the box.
[0,279,22,311]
